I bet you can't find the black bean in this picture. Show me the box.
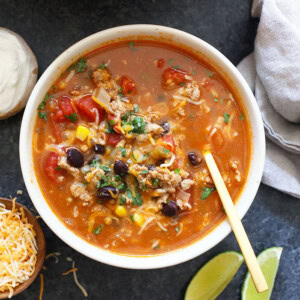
[188,151,202,166]
[160,121,170,134]
[147,164,156,171]
[162,201,178,217]
[66,148,84,168]
[97,186,118,201]
[114,160,129,176]
[94,144,105,155]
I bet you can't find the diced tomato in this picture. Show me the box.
[120,76,136,95]
[51,96,76,123]
[44,152,61,182]
[107,114,122,134]
[162,67,189,89]
[75,94,106,122]
[157,58,165,68]
[59,96,75,116]
[106,133,123,146]
[49,118,62,143]
[162,134,176,153]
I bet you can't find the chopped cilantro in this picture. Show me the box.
[141,170,149,175]
[130,214,134,222]
[223,113,230,124]
[93,224,104,234]
[37,93,54,110]
[214,98,218,103]
[105,123,115,134]
[189,114,194,119]
[134,105,139,113]
[120,147,126,157]
[108,119,117,126]
[65,113,78,123]
[201,187,216,200]
[114,175,122,182]
[132,116,146,134]
[240,113,245,120]
[152,178,159,186]
[117,182,127,191]
[154,245,160,250]
[206,70,214,77]
[56,166,61,171]
[192,71,195,75]
[163,148,170,154]
[175,226,179,232]
[99,165,111,172]
[121,112,128,121]
[119,195,127,205]
[38,112,47,120]
[83,181,88,186]
[174,168,180,174]
[180,82,185,87]
[99,62,106,70]
[76,58,87,73]
[66,64,75,72]
[127,190,143,206]
[129,41,138,51]
[168,58,173,64]
[97,200,102,204]
[118,86,124,98]
[132,152,137,161]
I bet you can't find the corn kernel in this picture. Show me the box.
[115,206,127,218]
[133,213,145,227]
[76,125,90,142]
[123,124,133,132]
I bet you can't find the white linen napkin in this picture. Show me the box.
[237,0,300,199]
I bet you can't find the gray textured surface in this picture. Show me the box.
[0,0,299,299]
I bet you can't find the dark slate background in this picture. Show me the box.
[0,0,299,299]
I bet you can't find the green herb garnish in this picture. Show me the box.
[129,41,138,51]
[141,170,149,175]
[130,214,134,222]
[94,224,104,234]
[192,71,195,75]
[134,105,139,113]
[127,190,143,206]
[99,62,106,70]
[174,168,180,174]
[175,226,179,232]
[201,187,216,200]
[55,166,61,170]
[120,147,126,158]
[163,148,170,154]
[240,113,245,120]
[214,98,218,103]
[109,119,117,126]
[65,113,78,123]
[154,245,160,250]
[119,195,127,205]
[76,58,87,73]
[152,178,159,186]
[38,93,54,110]
[38,112,47,120]
[223,113,230,124]
[168,58,173,64]
[99,165,111,172]
[206,70,214,77]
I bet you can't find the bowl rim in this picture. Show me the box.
[20,24,265,269]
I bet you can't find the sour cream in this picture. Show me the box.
[0,28,37,119]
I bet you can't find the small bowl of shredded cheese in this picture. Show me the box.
[0,197,45,299]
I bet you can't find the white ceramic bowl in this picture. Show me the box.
[20,25,265,269]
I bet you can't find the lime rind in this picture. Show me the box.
[241,247,283,300]
[185,251,244,300]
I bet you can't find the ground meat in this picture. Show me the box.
[180,179,194,191]
[70,183,93,204]
[84,168,105,190]
[69,88,81,96]
[92,68,119,99]
[110,99,132,116]
[181,82,201,101]
[194,168,213,186]
[145,122,164,135]
[58,156,81,180]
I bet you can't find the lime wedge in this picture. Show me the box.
[241,247,283,300]
[185,251,244,300]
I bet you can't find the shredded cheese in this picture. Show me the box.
[71,261,88,298]
[0,199,38,298]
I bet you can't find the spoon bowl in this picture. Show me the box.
[0,197,45,299]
